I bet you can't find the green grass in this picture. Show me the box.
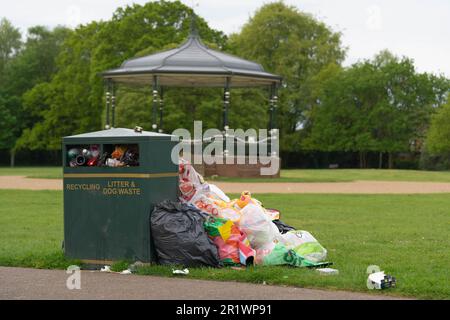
[210,169,450,183]
[0,167,62,179]
[2,166,450,183]
[0,190,79,269]
[0,189,449,299]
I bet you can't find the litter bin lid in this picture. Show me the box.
[63,128,177,143]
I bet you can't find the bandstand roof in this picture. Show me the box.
[101,30,282,88]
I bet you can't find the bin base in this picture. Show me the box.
[80,259,115,266]
[79,259,153,268]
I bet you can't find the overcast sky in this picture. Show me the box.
[2,0,449,76]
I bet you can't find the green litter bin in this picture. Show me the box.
[62,128,179,264]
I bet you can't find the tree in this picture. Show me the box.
[0,25,70,164]
[0,18,22,165]
[18,0,228,150]
[0,96,17,151]
[0,18,21,84]
[5,26,71,95]
[306,51,449,168]
[5,26,71,128]
[228,2,346,152]
[425,100,450,154]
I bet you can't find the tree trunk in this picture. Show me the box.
[359,152,368,168]
[359,152,364,168]
[10,149,15,168]
[388,152,394,169]
[379,152,383,169]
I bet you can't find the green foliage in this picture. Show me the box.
[0,94,17,150]
[419,148,450,171]
[4,26,71,96]
[306,51,449,159]
[17,0,227,149]
[0,111,15,150]
[1,1,449,162]
[0,18,22,152]
[0,23,71,152]
[420,100,450,170]
[425,101,450,154]
[0,18,21,83]
[229,2,346,151]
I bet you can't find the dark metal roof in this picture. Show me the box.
[63,128,175,141]
[101,33,282,88]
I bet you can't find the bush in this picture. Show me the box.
[419,149,450,171]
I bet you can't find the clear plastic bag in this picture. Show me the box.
[238,204,282,249]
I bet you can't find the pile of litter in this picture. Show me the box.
[150,160,330,269]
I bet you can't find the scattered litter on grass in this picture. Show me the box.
[367,271,396,290]
[100,265,111,272]
[100,265,133,275]
[316,268,339,275]
[120,269,132,275]
[172,268,190,275]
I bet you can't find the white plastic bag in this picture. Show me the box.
[179,160,205,202]
[208,184,230,203]
[217,207,241,222]
[238,204,282,249]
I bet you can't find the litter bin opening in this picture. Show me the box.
[66,143,140,168]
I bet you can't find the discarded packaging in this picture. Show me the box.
[316,268,339,275]
[280,230,328,263]
[368,271,397,290]
[238,203,282,249]
[100,265,132,275]
[172,268,190,275]
[100,265,111,273]
[173,159,331,269]
[203,216,255,266]
[120,269,132,275]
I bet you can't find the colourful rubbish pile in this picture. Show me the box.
[172,159,329,268]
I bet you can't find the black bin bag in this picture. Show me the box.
[151,200,221,267]
[272,219,295,234]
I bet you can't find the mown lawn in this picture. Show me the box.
[0,167,62,179]
[2,167,450,183]
[0,189,449,299]
[211,168,450,183]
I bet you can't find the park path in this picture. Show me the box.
[0,267,408,300]
[2,175,450,194]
